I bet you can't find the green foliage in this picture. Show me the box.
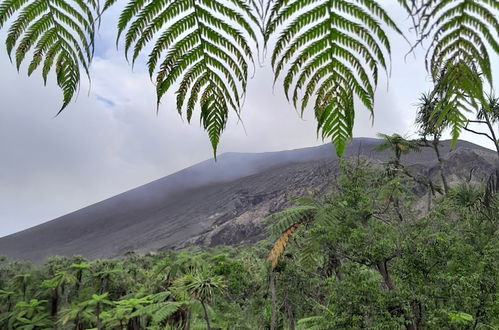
[374,133,421,163]
[415,92,448,139]
[266,0,400,155]
[1,0,497,156]
[0,0,99,112]
[266,160,498,329]
[0,162,498,329]
[400,0,499,145]
[114,0,258,155]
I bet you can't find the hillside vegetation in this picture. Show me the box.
[1,158,497,329]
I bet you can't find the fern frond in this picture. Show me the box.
[0,0,98,112]
[267,0,398,155]
[431,60,485,145]
[266,204,317,269]
[134,301,183,323]
[400,0,499,144]
[297,315,325,330]
[267,222,300,270]
[265,205,317,235]
[117,0,257,156]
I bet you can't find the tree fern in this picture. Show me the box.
[113,0,258,155]
[0,0,99,112]
[265,0,400,155]
[400,0,499,145]
[266,204,317,269]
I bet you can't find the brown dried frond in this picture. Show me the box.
[267,223,300,270]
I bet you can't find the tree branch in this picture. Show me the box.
[463,125,495,143]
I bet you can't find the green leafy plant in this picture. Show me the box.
[0,0,99,112]
[399,0,499,144]
[0,0,498,155]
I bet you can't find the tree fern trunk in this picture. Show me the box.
[285,299,295,330]
[75,270,82,293]
[96,302,102,330]
[481,110,499,159]
[427,182,432,212]
[200,299,211,330]
[270,271,277,330]
[51,287,59,318]
[432,139,449,194]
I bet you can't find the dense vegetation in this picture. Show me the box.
[0,0,497,155]
[1,1,498,329]
[1,156,497,329]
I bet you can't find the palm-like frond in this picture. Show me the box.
[400,0,499,144]
[266,205,317,269]
[266,205,317,235]
[477,93,499,122]
[266,0,399,155]
[415,92,447,138]
[374,133,420,155]
[0,0,99,112]
[115,0,258,155]
[267,222,300,270]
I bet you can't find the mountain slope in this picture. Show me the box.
[0,138,496,262]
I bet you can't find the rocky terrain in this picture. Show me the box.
[0,138,497,263]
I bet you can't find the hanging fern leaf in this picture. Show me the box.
[265,205,317,235]
[266,0,400,155]
[266,204,317,269]
[115,0,258,156]
[0,0,98,112]
[400,0,499,145]
[268,222,300,270]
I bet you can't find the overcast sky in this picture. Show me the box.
[1,2,497,237]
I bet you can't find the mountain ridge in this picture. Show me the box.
[1,138,497,263]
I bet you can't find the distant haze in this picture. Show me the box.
[0,2,498,237]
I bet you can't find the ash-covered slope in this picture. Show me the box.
[0,138,496,262]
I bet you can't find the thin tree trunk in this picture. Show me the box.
[432,139,449,194]
[100,275,108,294]
[427,182,432,212]
[393,198,404,222]
[75,270,82,293]
[200,299,211,330]
[51,287,59,318]
[96,302,102,330]
[481,110,499,158]
[377,260,417,330]
[185,309,191,330]
[411,300,423,330]
[332,255,344,281]
[270,271,277,330]
[285,300,295,330]
[376,260,395,291]
[22,282,27,301]
[7,296,12,313]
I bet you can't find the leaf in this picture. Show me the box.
[0,0,98,112]
[400,0,499,143]
[266,0,399,155]
[117,0,257,156]
[268,222,300,270]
